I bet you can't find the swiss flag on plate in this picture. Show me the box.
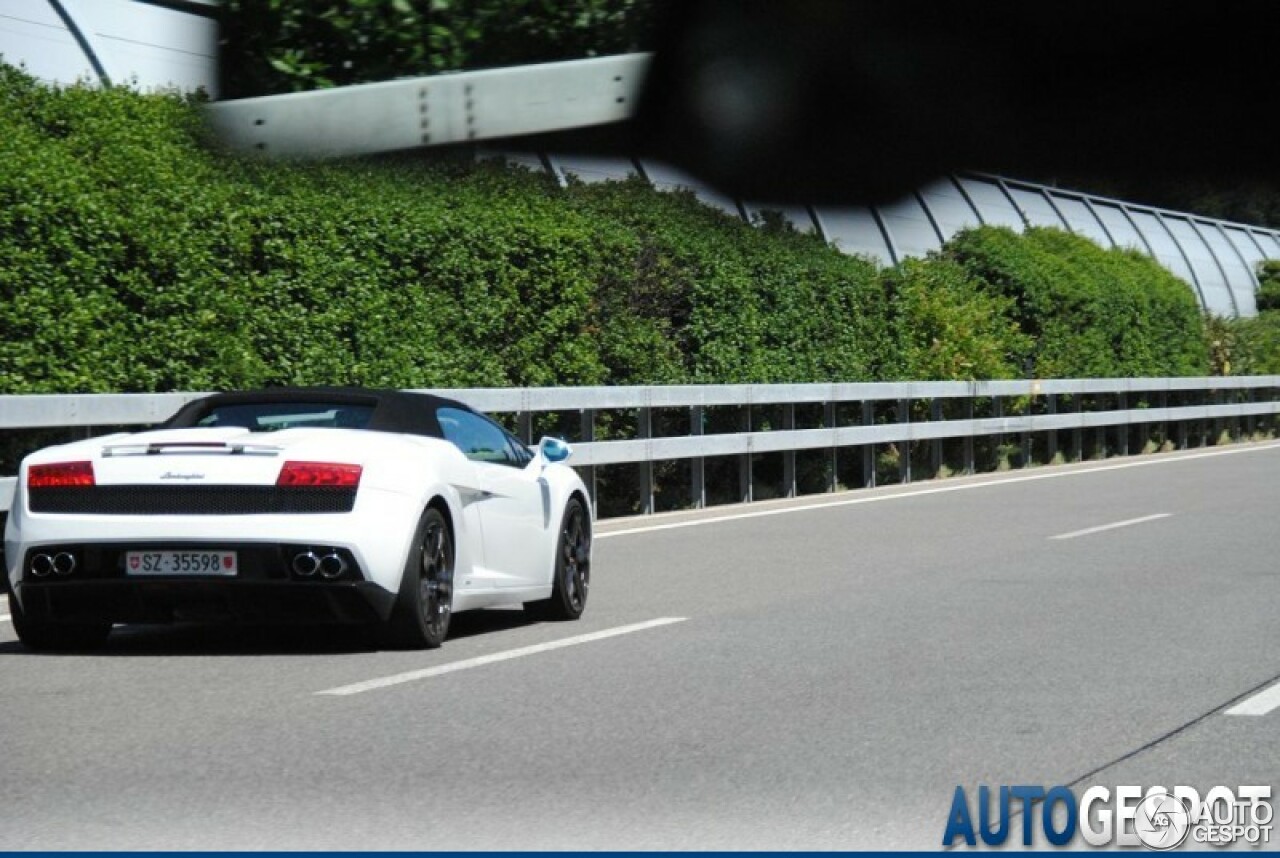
[129,555,140,570]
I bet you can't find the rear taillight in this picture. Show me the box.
[276,461,362,488]
[28,461,95,488]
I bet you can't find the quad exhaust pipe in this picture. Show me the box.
[292,551,320,577]
[319,552,347,579]
[291,550,347,579]
[29,552,75,577]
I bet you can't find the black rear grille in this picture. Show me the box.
[29,485,357,515]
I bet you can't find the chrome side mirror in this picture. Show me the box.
[538,436,572,464]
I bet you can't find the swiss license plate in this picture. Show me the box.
[125,550,238,576]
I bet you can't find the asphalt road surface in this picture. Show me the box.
[2,442,1278,850]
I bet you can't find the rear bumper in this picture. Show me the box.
[13,578,396,626]
[5,485,425,595]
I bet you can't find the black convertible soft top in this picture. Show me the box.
[160,387,474,438]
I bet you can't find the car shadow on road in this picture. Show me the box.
[0,624,377,656]
[0,608,542,656]
[444,606,539,641]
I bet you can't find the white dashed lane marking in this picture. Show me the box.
[1225,679,1280,717]
[316,617,688,696]
[1049,513,1173,541]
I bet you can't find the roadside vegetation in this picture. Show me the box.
[1205,262,1280,376]
[2,66,1243,399]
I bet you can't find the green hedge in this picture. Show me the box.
[942,226,1210,378]
[557,178,889,383]
[0,66,1225,398]
[0,65,890,394]
[881,256,1031,381]
[1255,260,1280,312]
[1206,312,1280,376]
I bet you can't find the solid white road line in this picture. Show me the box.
[317,617,688,696]
[1049,513,1173,541]
[594,442,1280,540]
[1225,679,1280,716]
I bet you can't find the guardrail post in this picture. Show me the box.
[517,410,532,445]
[1176,391,1188,449]
[690,405,705,509]
[1156,391,1167,450]
[1191,389,1201,447]
[1226,388,1236,441]
[1046,394,1058,462]
[1116,392,1129,456]
[993,396,1005,469]
[1094,396,1106,459]
[899,398,911,484]
[1138,393,1151,452]
[782,403,797,498]
[930,399,943,477]
[1021,390,1032,467]
[1246,388,1256,439]
[1271,384,1279,437]
[1072,395,1083,462]
[638,406,654,515]
[580,408,597,516]
[862,402,876,488]
[1199,389,1208,445]
[824,402,838,492]
[1208,389,1218,443]
[1212,389,1224,445]
[963,397,975,475]
[1232,388,1240,441]
[739,405,752,503]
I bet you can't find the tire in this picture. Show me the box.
[382,507,454,649]
[6,582,111,652]
[525,497,590,621]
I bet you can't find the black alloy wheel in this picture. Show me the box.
[418,513,454,645]
[527,497,590,621]
[384,506,454,649]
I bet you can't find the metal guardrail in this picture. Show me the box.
[2,377,1279,516]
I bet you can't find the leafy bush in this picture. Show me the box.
[0,64,1248,404]
[882,257,1031,381]
[560,178,888,383]
[0,65,892,395]
[1236,313,1280,375]
[1255,260,1280,312]
[942,226,1211,378]
[1210,312,1280,375]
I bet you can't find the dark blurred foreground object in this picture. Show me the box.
[629,0,1280,204]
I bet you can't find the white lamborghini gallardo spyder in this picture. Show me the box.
[3,388,592,651]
